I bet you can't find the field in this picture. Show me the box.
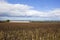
[0,22,60,40]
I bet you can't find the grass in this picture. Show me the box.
[0,22,60,40]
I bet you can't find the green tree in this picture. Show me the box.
[6,20,10,22]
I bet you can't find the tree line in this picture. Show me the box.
[0,20,10,23]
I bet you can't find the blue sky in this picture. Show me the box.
[0,0,60,21]
[7,0,60,11]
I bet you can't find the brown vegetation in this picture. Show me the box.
[0,22,60,40]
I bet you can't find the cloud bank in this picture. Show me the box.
[0,0,60,20]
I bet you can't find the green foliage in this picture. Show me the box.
[6,20,10,22]
[0,20,10,23]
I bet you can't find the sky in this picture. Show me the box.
[0,0,60,21]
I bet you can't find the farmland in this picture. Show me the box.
[0,22,60,40]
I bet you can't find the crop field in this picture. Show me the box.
[0,22,60,40]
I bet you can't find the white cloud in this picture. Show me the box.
[0,2,49,17]
[50,9,60,17]
[0,2,33,16]
[0,1,60,20]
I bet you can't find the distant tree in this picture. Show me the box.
[0,21,5,23]
[6,20,10,22]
